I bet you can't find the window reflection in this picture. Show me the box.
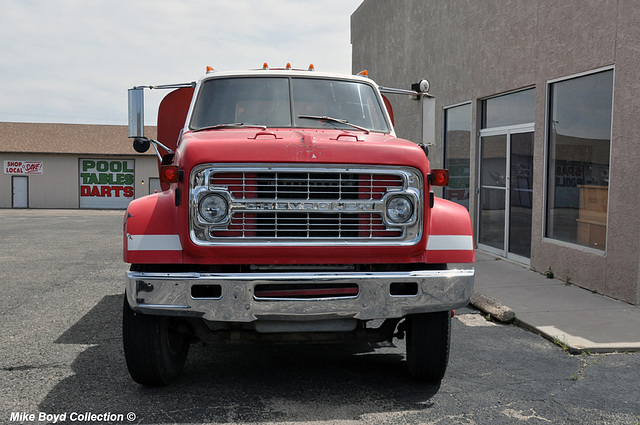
[444,103,471,209]
[509,132,534,258]
[479,134,507,250]
[482,88,536,129]
[546,70,613,250]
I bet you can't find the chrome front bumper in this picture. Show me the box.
[126,269,474,322]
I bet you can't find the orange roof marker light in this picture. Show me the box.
[285,63,292,70]
[262,63,269,70]
[308,64,315,71]
[358,70,368,77]
[206,66,214,73]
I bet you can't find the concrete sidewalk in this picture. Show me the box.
[456,251,640,354]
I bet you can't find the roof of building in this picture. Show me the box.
[0,122,157,156]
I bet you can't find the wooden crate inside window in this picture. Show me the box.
[576,185,607,249]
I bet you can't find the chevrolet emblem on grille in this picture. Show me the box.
[242,201,375,212]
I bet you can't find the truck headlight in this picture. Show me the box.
[198,194,228,223]
[386,195,414,224]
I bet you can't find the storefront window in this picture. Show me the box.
[545,69,613,250]
[482,89,536,129]
[443,103,471,209]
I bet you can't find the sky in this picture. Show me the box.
[0,0,363,126]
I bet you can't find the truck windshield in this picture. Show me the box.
[189,77,390,133]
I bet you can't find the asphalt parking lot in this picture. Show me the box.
[1,209,639,424]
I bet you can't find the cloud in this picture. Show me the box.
[0,0,362,125]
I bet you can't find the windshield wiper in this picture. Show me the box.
[297,115,370,134]
[193,123,267,132]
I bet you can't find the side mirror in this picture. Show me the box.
[128,88,145,139]
[132,137,151,153]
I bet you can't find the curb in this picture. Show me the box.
[470,291,516,323]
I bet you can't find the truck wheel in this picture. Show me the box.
[405,311,451,382]
[122,295,189,386]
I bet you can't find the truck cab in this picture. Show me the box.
[123,65,474,386]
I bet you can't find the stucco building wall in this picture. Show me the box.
[352,0,640,304]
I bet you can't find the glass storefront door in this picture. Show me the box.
[478,126,534,262]
[479,134,507,251]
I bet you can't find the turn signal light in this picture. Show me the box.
[206,66,214,73]
[358,70,368,77]
[285,63,292,70]
[429,169,449,186]
[160,165,179,183]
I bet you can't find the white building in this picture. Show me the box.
[1,122,159,209]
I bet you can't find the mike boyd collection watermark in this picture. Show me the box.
[9,411,136,423]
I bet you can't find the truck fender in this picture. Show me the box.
[123,191,183,264]
[426,197,475,264]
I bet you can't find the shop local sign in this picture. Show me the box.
[80,159,134,208]
[4,161,43,175]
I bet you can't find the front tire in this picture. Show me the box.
[405,311,451,382]
[122,295,189,386]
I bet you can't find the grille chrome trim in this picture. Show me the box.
[190,164,423,246]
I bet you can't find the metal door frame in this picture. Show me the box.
[477,123,534,264]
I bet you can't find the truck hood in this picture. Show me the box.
[177,129,429,170]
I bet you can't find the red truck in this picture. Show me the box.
[123,65,474,386]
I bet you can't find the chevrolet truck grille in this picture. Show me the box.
[211,172,397,201]
[213,212,399,238]
[189,164,423,246]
